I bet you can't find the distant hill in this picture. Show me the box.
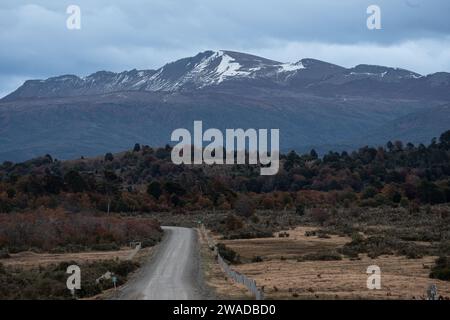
[365,104,450,145]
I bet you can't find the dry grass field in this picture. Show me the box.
[206,226,450,300]
[0,245,154,299]
[1,248,133,269]
[0,247,152,270]
[221,227,348,261]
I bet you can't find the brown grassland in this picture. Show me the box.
[201,221,450,300]
[0,247,151,269]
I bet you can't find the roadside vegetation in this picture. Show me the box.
[0,209,162,253]
[0,259,139,299]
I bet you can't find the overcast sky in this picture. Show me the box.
[0,0,449,97]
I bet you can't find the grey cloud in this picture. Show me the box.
[0,0,449,97]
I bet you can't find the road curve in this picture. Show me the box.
[118,226,203,300]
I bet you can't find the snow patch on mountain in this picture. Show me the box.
[278,61,305,73]
[215,52,251,82]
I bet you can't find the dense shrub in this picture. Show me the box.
[234,196,255,218]
[217,243,240,264]
[340,234,430,259]
[224,229,273,240]
[147,181,162,199]
[224,214,244,231]
[0,209,162,252]
[301,251,342,261]
[252,256,263,263]
[430,256,450,281]
[311,208,330,226]
[295,204,305,216]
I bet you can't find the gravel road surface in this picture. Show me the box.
[118,226,204,300]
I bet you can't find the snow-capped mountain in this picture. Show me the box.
[3,51,450,101]
[7,50,443,101]
[4,50,309,99]
[1,50,450,162]
[140,50,306,91]
[326,64,423,84]
[4,69,158,100]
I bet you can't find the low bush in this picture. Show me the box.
[141,238,161,248]
[0,209,162,253]
[90,243,121,251]
[301,251,342,261]
[278,232,290,238]
[430,256,450,281]
[217,243,240,264]
[223,229,273,240]
[234,197,255,218]
[304,229,330,238]
[251,256,263,263]
[340,234,429,259]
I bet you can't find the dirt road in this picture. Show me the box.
[118,226,204,300]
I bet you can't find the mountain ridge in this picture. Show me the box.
[0,50,449,162]
[4,50,448,102]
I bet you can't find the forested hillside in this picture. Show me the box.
[1,130,449,216]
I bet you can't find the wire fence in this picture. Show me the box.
[200,224,264,300]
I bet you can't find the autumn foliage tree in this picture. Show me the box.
[234,196,255,218]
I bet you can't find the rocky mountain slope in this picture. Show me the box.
[1,50,449,162]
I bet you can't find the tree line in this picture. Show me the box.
[0,130,449,215]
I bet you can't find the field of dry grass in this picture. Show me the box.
[0,246,152,270]
[0,244,153,299]
[221,227,348,261]
[206,226,450,300]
